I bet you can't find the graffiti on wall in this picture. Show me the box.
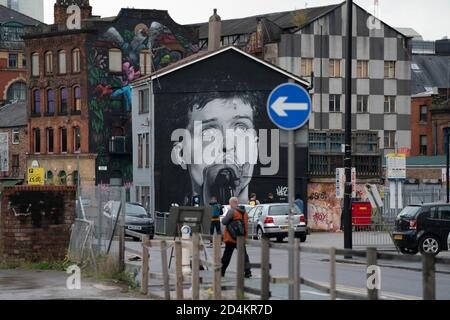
[88,19,198,184]
[308,183,372,232]
[0,132,8,172]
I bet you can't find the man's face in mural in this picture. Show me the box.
[175,97,258,205]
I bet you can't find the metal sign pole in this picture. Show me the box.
[288,129,295,300]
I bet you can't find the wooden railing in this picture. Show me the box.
[127,232,450,301]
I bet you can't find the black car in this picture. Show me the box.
[104,202,155,240]
[393,203,450,256]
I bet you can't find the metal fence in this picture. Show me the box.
[68,186,126,271]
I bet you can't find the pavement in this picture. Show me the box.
[0,269,148,300]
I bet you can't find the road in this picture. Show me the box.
[125,232,450,300]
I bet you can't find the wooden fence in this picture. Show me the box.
[125,231,450,301]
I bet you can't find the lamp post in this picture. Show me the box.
[343,0,354,252]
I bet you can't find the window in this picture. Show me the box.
[438,206,450,220]
[419,105,427,122]
[73,86,81,112]
[384,61,396,79]
[72,48,81,73]
[419,135,427,155]
[141,186,150,211]
[109,48,122,72]
[357,60,369,78]
[384,96,396,113]
[384,131,396,149]
[12,129,19,145]
[301,58,313,77]
[138,134,143,168]
[60,128,67,153]
[46,89,55,113]
[139,89,149,113]
[145,133,150,168]
[74,127,81,153]
[45,51,53,74]
[329,59,341,77]
[22,55,26,68]
[47,171,54,184]
[6,81,26,102]
[357,95,369,113]
[135,187,140,204]
[8,53,18,68]
[58,50,66,74]
[32,89,41,114]
[73,170,79,187]
[140,50,151,75]
[47,128,54,153]
[33,128,41,153]
[329,95,341,112]
[12,154,19,177]
[58,171,67,185]
[60,87,68,113]
[32,52,39,76]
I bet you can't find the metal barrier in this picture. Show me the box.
[155,211,169,235]
[352,224,396,248]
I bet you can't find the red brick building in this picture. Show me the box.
[0,5,41,106]
[24,0,96,186]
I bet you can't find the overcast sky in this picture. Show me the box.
[43,0,449,40]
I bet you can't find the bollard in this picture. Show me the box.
[422,253,436,300]
[181,225,192,275]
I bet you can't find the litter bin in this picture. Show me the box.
[352,202,372,230]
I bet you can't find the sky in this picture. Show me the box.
[43,0,449,41]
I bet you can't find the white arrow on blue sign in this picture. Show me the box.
[267,83,312,131]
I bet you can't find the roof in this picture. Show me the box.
[395,28,423,40]
[0,102,27,128]
[190,4,341,39]
[0,4,42,26]
[131,46,310,88]
[412,54,450,95]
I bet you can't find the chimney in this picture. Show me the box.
[54,0,92,25]
[208,9,222,51]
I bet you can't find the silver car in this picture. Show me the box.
[248,204,307,242]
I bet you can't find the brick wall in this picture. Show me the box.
[0,186,76,264]
[410,96,433,157]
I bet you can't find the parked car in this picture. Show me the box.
[393,203,450,256]
[248,204,308,242]
[103,201,155,240]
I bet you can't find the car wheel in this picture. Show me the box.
[257,228,264,240]
[399,247,418,255]
[419,235,441,255]
[300,235,307,243]
[276,237,284,243]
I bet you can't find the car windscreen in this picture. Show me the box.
[126,204,148,218]
[269,205,301,216]
[399,206,421,219]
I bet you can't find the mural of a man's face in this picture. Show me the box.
[175,96,258,205]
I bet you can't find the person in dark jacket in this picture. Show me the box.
[264,193,275,204]
[221,197,252,278]
[209,196,222,246]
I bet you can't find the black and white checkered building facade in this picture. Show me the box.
[278,3,412,154]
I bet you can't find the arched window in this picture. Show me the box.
[72,48,81,73]
[45,51,53,74]
[47,171,54,185]
[32,89,41,114]
[33,128,41,154]
[6,81,26,102]
[73,127,81,153]
[60,87,68,113]
[109,48,122,72]
[73,86,81,112]
[140,49,151,75]
[46,88,55,113]
[58,171,67,185]
[58,50,66,74]
[31,52,39,76]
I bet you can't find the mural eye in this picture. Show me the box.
[202,128,217,140]
[234,124,249,134]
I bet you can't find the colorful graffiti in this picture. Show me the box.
[87,16,198,185]
[308,183,374,232]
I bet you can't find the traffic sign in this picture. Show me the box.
[28,168,45,186]
[267,83,312,131]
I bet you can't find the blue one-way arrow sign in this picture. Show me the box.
[267,83,312,131]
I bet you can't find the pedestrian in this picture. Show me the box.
[295,194,304,213]
[209,196,222,247]
[221,197,252,278]
[264,193,275,204]
[248,193,260,206]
